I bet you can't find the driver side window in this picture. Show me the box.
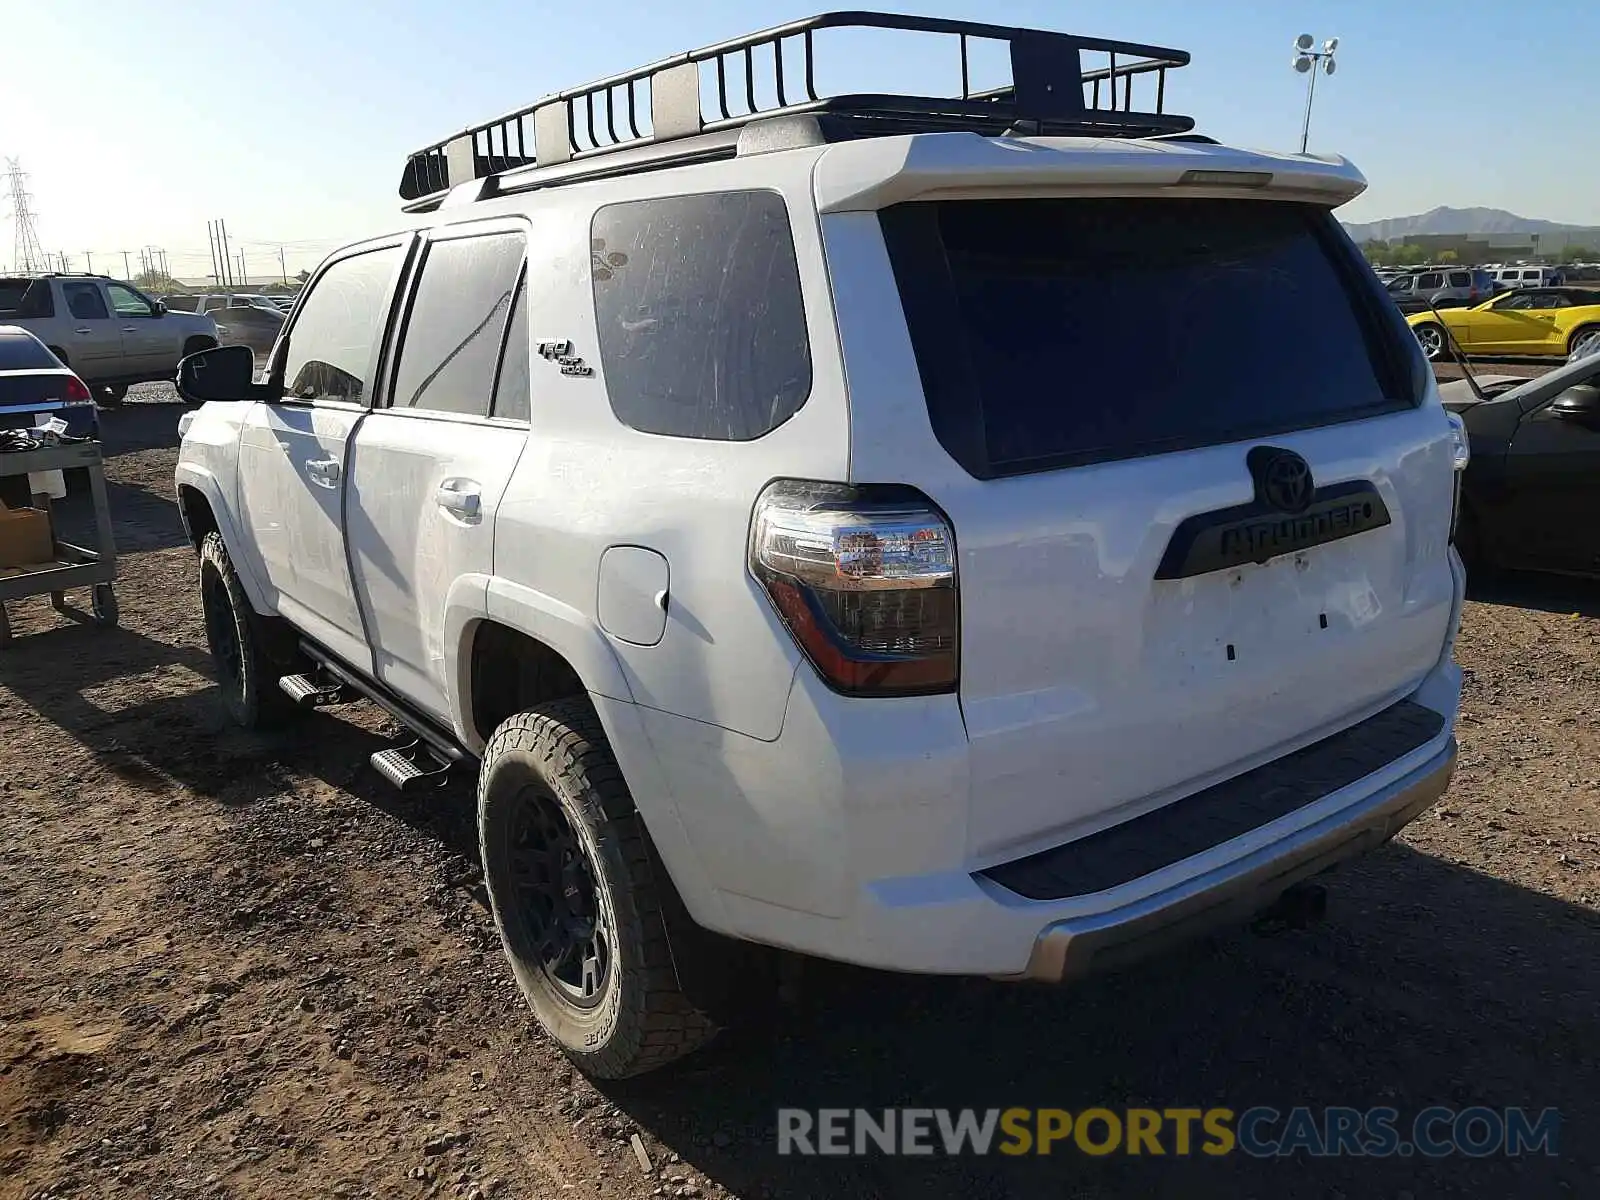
[106,282,155,317]
[279,246,405,405]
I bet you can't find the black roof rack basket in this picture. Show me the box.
[399,10,1192,202]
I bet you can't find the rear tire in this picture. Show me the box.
[197,531,303,728]
[478,698,718,1079]
[1414,323,1446,361]
[1568,325,1600,360]
[97,384,128,409]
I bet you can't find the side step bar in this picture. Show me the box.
[371,740,454,792]
[278,672,349,708]
[292,640,471,792]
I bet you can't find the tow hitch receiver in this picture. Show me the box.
[1251,882,1329,934]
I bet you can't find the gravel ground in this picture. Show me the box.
[1,382,1596,1200]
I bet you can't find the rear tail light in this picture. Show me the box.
[750,479,958,697]
[1446,412,1469,542]
[62,374,93,405]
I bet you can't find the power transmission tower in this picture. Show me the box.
[3,159,48,273]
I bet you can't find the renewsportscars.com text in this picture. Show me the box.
[777,1106,1560,1159]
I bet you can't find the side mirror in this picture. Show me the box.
[1549,385,1600,428]
[177,344,272,404]
[155,298,168,315]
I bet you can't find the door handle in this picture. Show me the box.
[436,478,482,523]
[121,326,138,333]
[304,457,342,488]
[75,327,93,335]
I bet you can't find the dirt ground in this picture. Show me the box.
[1,385,1596,1200]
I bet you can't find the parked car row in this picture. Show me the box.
[0,274,219,406]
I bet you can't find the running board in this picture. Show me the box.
[278,672,349,708]
[295,638,467,766]
[371,740,454,792]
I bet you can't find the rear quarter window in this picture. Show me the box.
[590,190,811,441]
[880,197,1421,479]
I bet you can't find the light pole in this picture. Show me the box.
[1292,34,1339,154]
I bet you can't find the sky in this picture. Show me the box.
[4,0,1597,282]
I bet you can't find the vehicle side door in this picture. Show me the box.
[1522,290,1572,353]
[1468,290,1546,353]
[104,281,175,374]
[53,281,123,380]
[344,222,530,722]
[1496,374,1600,570]
[234,237,412,671]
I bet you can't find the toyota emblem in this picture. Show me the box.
[1247,447,1315,514]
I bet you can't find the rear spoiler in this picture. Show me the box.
[813,136,1367,213]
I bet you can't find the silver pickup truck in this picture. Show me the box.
[0,274,218,406]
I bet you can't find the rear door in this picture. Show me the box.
[345,221,529,720]
[836,195,1457,861]
[235,237,411,670]
[55,281,123,380]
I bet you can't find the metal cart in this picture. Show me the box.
[0,440,118,643]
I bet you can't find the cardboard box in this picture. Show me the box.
[0,504,54,570]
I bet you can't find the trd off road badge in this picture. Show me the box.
[536,338,593,377]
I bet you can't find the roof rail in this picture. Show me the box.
[399,10,1191,202]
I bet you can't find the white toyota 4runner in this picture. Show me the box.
[174,14,1466,1078]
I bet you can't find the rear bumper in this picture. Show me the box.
[1016,735,1455,981]
[624,654,1460,979]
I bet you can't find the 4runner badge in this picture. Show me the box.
[536,339,594,377]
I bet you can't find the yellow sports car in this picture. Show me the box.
[1407,287,1600,361]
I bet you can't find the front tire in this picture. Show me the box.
[1414,322,1446,361]
[478,699,717,1079]
[197,531,302,728]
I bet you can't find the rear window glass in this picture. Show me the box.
[879,198,1420,478]
[0,333,59,370]
[590,190,811,441]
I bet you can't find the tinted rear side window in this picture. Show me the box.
[0,279,53,318]
[591,191,810,441]
[880,198,1420,478]
[392,230,524,417]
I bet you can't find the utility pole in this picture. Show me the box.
[279,244,287,285]
[1291,34,1339,154]
[84,250,94,273]
[59,252,71,273]
[120,249,131,278]
[219,219,233,287]
[238,247,248,286]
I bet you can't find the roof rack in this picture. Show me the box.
[399,10,1192,204]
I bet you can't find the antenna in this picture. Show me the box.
[3,158,48,273]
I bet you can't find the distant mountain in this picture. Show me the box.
[1342,206,1600,244]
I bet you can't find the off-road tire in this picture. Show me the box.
[478,698,718,1079]
[197,531,303,729]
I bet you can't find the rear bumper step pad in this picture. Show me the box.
[982,699,1446,902]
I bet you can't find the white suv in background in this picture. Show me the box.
[174,13,1465,1079]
